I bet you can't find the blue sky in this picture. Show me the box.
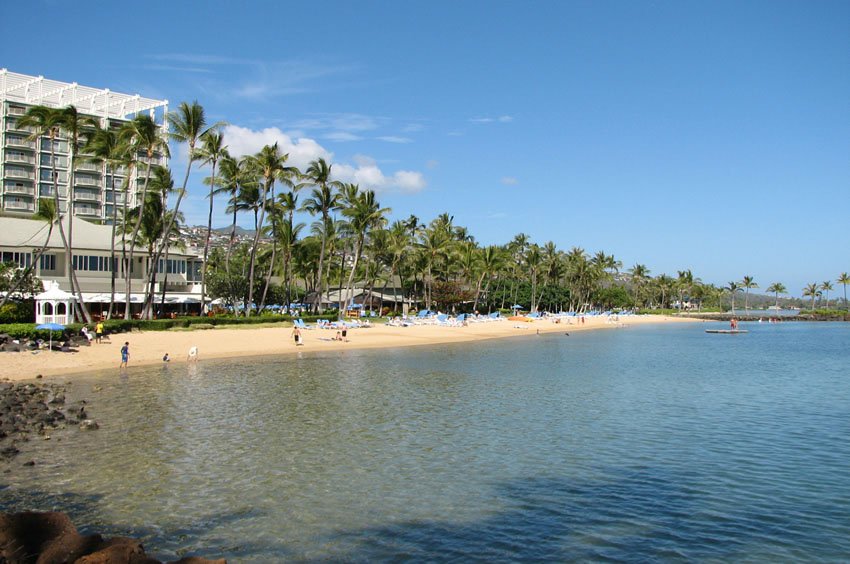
[5,0,849,296]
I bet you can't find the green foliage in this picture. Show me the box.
[0,301,35,324]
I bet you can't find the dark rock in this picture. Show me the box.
[23,460,34,466]
[0,512,226,563]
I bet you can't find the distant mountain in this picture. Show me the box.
[211,225,255,237]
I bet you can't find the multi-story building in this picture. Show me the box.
[0,69,168,221]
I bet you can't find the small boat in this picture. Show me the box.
[705,329,749,334]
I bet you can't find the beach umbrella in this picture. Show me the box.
[35,322,65,351]
[511,304,523,310]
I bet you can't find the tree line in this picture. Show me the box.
[3,102,848,319]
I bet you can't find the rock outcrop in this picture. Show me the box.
[0,512,225,564]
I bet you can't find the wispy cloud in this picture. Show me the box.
[143,64,214,74]
[293,113,383,133]
[501,176,518,185]
[469,115,514,124]
[377,136,413,144]
[324,131,363,142]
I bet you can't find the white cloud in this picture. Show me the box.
[501,176,518,185]
[377,136,413,144]
[469,115,514,124]
[402,123,425,133]
[292,113,381,133]
[426,160,439,169]
[221,125,426,193]
[324,131,363,142]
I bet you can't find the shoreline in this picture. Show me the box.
[0,315,697,382]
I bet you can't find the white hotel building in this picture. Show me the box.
[0,70,203,314]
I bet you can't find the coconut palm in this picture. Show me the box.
[17,107,74,290]
[838,273,850,310]
[820,281,834,309]
[118,114,169,319]
[242,143,294,315]
[83,122,129,319]
[725,281,743,314]
[628,264,650,308]
[340,186,390,314]
[765,282,786,308]
[195,131,228,309]
[741,275,757,313]
[299,158,343,312]
[802,283,820,311]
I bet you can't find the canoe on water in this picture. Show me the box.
[705,329,749,334]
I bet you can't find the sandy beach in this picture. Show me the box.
[0,315,696,381]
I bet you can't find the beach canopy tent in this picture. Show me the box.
[35,281,76,325]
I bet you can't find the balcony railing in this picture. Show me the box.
[4,184,35,195]
[74,192,100,202]
[76,162,100,172]
[6,137,36,149]
[4,200,34,211]
[5,121,35,134]
[5,154,35,164]
[75,175,100,187]
[5,169,34,180]
[73,205,99,216]
[39,188,68,198]
[7,106,26,116]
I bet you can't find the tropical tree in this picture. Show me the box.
[84,121,129,319]
[243,143,293,315]
[765,282,786,308]
[118,114,169,319]
[17,106,84,320]
[802,283,820,311]
[340,186,390,314]
[628,264,650,308]
[838,273,850,310]
[725,281,743,314]
[299,158,343,312]
[741,275,757,313]
[195,131,227,309]
[820,281,834,309]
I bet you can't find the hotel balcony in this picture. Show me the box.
[4,168,35,180]
[4,199,35,212]
[5,136,36,149]
[4,120,36,134]
[4,183,34,196]
[75,175,100,187]
[73,203,100,216]
[5,153,35,165]
[74,191,100,202]
[76,162,100,172]
[6,106,27,116]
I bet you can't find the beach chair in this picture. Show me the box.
[294,319,314,330]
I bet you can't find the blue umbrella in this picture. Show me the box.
[511,304,523,309]
[35,322,65,351]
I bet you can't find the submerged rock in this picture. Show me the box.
[0,512,226,563]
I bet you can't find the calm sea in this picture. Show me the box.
[2,321,849,562]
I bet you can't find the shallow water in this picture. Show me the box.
[2,321,849,561]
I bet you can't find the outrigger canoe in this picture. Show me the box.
[705,329,749,334]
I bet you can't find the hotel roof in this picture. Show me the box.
[0,69,168,120]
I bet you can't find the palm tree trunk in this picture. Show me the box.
[314,214,329,314]
[107,164,120,320]
[201,160,218,308]
[126,156,153,319]
[246,184,270,317]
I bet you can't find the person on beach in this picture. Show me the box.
[162,353,170,362]
[292,326,303,346]
[341,328,348,342]
[120,342,129,368]
[187,346,199,361]
[730,318,738,330]
[95,321,104,344]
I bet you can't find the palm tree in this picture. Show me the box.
[84,122,128,319]
[741,275,757,313]
[118,114,168,319]
[299,158,343,312]
[17,106,83,320]
[628,264,650,308]
[765,282,786,308]
[676,269,694,311]
[0,199,57,309]
[725,281,743,314]
[195,131,228,309]
[144,102,219,318]
[341,186,390,314]
[820,281,834,309]
[243,143,293,315]
[802,283,819,311]
[838,273,850,311]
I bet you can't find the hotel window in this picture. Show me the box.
[1,252,31,268]
[39,254,56,270]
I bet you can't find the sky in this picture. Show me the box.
[4,0,849,297]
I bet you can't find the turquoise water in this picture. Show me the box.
[2,321,849,561]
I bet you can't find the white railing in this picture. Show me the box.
[6,169,34,180]
[6,154,35,164]
[5,200,34,211]
[4,185,35,195]
[73,205,99,215]
[6,137,35,149]
[76,162,100,172]
[75,175,99,186]
[7,106,26,116]
[75,192,100,202]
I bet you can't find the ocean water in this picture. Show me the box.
[2,321,849,562]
